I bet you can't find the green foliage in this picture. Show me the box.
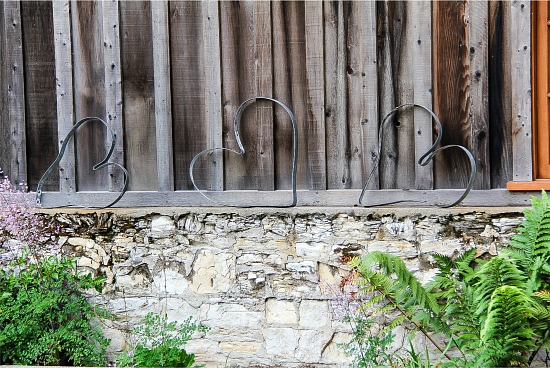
[345,191,550,367]
[0,255,109,366]
[117,312,209,367]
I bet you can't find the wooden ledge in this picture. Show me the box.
[507,180,550,191]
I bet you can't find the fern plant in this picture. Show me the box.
[348,191,550,367]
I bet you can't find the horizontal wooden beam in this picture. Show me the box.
[36,189,536,208]
[507,180,550,191]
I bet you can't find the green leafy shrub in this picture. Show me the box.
[117,312,209,367]
[0,255,110,366]
[344,191,550,367]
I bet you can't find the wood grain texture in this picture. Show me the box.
[202,0,223,191]
[221,1,274,191]
[468,0,490,189]
[304,1,327,190]
[0,3,6,176]
[509,0,532,181]
[272,1,308,190]
[71,1,108,191]
[3,1,27,185]
[151,1,174,191]
[362,0,379,190]
[170,1,207,190]
[412,1,434,190]
[21,1,58,191]
[52,0,75,193]
[433,1,472,189]
[102,0,125,192]
[489,1,513,188]
[120,1,158,191]
[325,1,349,189]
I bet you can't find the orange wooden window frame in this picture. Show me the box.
[508,1,550,191]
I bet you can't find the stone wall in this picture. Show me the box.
[23,207,530,367]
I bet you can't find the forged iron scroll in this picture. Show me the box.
[36,117,129,208]
[359,104,477,208]
[190,97,298,207]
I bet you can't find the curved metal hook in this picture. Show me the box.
[359,104,476,207]
[36,117,129,208]
[190,97,298,207]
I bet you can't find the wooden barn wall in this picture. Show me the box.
[0,0,524,196]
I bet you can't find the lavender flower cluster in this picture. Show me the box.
[0,168,59,266]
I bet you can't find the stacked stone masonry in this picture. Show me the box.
[13,207,530,367]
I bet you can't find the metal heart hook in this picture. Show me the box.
[359,103,477,208]
[36,117,129,208]
[189,97,298,207]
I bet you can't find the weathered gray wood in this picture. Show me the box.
[52,0,75,194]
[433,1,472,189]
[202,0,223,191]
[170,1,207,190]
[325,1,349,189]
[509,0,532,181]
[489,1,513,188]
[38,189,534,208]
[102,0,125,192]
[120,1,158,191]
[412,1,433,190]
[362,0,379,190]
[3,1,27,185]
[0,3,6,175]
[71,1,108,191]
[304,1,327,190]
[220,1,274,191]
[347,1,372,189]
[468,0,490,189]
[21,1,58,191]
[151,1,174,191]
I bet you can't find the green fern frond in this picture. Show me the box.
[480,285,535,367]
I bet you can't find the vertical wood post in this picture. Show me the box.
[102,0,125,191]
[151,1,174,191]
[3,1,27,185]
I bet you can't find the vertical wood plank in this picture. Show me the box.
[151,1,174,191]
[362,1,379,190]
[0,3,6,175]
[272,1,308,190]
[304,1,327,190]
[468,0,490,189]
[120,1,158,191]
[202,0,223,191]
[52,0,75,193]
[3,1,27,185]
[221,1,274,191]
[412,1,434,190]
[71,1,108,191]
[489,0,513,188]
[433,1,472,189]
[509,0,532,181]
[376,1,397,189]
[102,0,125,191]
[21,1,58,191]
[325,1,349,189]
[170,1,207,190]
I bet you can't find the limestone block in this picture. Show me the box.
[296,329,333,362]
[164,298,199,322]
[286,261,316,274]
[202,303,263,329]
[151,215,176,232]
[153,268,188,294]
[419,239,462,256]
[368,240,418,258]
[190,250,235,293]
[296,242,326,259]
[77,256,100,270]
[266,299,298,324]
[263,327,299,358]
[299,300,330,328]
[185,339,220,355]
[321,332,353,363]
[219,341,262,354]
[480,224,500,238]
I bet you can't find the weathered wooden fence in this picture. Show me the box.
[0,1,533,207]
